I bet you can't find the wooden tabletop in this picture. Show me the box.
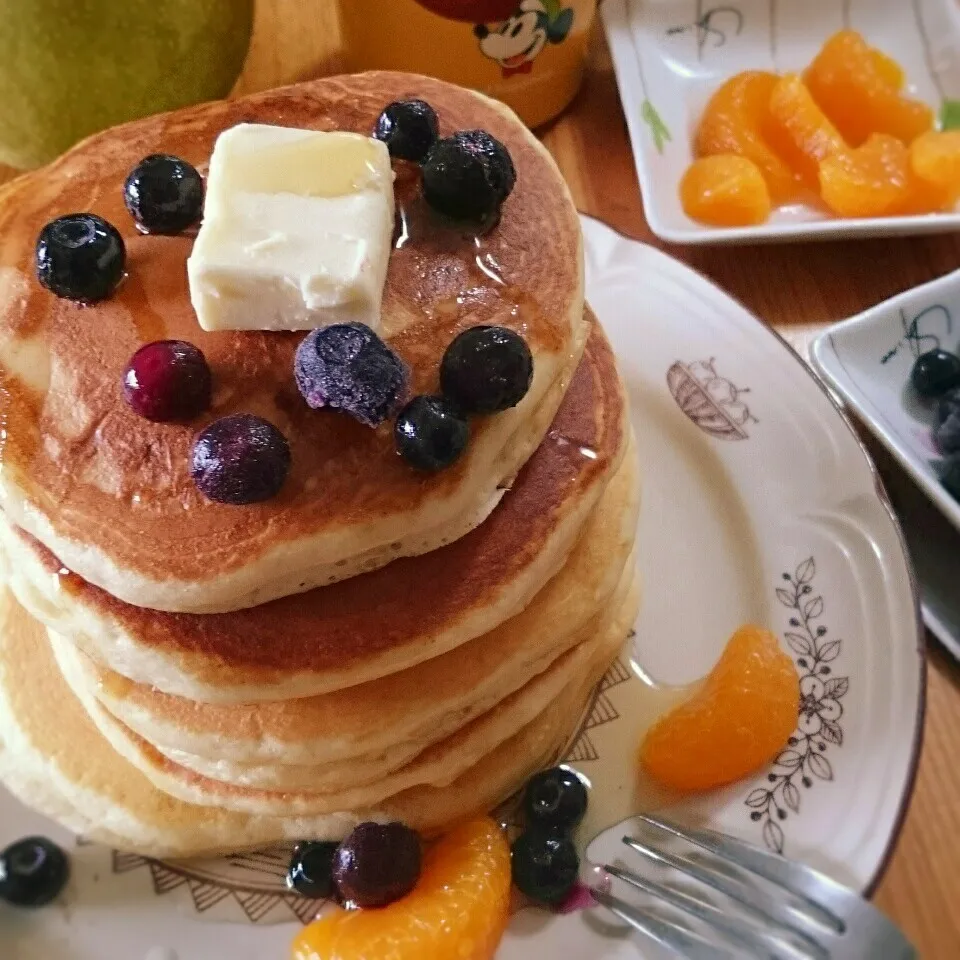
[3,1,959,954]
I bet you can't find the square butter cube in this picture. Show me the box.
[187,124,395,333]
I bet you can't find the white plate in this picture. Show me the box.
[601,0,960,244]
[810,269,960,659]
[1,217,924,959]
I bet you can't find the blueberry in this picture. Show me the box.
[374,99,439,163]
[511,828,579,905]
[295,324,408,428]
[523,767,589,833]
[191,414,291,505]
[942,454,960,501]
[440,325,533,414]
[36,214,125,302]
[422,130,516,222]
[122,340,212,422]
[935,388,960,455]
[123,154,204,234]
[395,395,470,471]
[287,841,339,899]
[0,836,70,907]
[910,348,960,399]
[332,822,421,908]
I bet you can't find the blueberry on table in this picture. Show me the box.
[332,822,421,908]
[942,455,960,501]
[191,414,291,505]
[124,153,204,234]
[374,99,439,163]
[910,348,960,399]
[287,841,339,899]
[935,388,960,455]
[295,323,408,428]
[0,836,70,907]
[523,767,589,833]
[122,340,212,422]
[422,130,516,222]
[511,828,579,905]
[36,214,125,302]
[395,395,470,471]
[440,325,533,414]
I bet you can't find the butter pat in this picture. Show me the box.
[187,124,395,333]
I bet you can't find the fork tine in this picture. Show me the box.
[604,862,821,959]
[621,835,829,959]
[635,813,844,932]
[590,885,737,959]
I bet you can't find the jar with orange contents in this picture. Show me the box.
[337,0,598,128]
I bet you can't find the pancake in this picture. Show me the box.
[0,588,633,856]
[48,449,639,770]
[0,72,584,614]
[1,317,627,702]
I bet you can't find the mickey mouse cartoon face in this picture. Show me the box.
[474,0,575,78]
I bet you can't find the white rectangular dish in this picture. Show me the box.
[601,0,960,244]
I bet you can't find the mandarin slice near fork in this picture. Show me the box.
[291,818,511,960]
[639,625,799,793]
[679,154,772,226]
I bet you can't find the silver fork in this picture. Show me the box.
[589,814,916,960]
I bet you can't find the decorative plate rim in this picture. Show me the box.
[580,212,927,897]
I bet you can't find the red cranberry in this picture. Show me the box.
[332,822,421,908]
[122,340,212,422]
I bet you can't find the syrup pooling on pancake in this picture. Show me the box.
[0,74,583,612]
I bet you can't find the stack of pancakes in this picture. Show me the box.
[0,73,639,857]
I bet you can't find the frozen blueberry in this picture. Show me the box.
[935,388,960,455]
[287,841,339,899]
[124,154,204,234]
[332,822,421,908]
[36,213,125,302]
[0,836,70,908]
[395,395,470,471]
[422,130,516,222]
[191,414,291,505]
[374,99,439,163]
[440,325,533,414]
[122,340,212,422]
[911,348,960,399]
[523,767,589,834]
[294,323,408,427]
[511,828,579,905]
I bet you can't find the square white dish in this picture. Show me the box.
[810,270,960,657]
[601,0,960,244]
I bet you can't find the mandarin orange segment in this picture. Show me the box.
[765,73,846,187]
[291,818,511,960]
[680,155,771,226]
[639,625,799,793]
[695,71,802,202]
[819,133,919,217]
[804,30,933,146]
[870,48,905,91]
[910,130,960,194]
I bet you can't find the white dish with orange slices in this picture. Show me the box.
[603,0,960,243]
[0,217,924,959]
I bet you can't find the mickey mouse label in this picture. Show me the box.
[473,1,575,78]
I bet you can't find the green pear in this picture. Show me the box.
[0,0,254,170]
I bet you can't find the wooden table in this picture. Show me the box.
[3,1,959,954]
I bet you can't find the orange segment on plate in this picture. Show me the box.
[804,30,933,146]
[291,818,511,960]
[910,130,960,206]
[765,73,845,188]
[680,155,771,226]
[639,625,799,793]
[870,48,905,91]
[819,133,936,217]
[695,71,802,203]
